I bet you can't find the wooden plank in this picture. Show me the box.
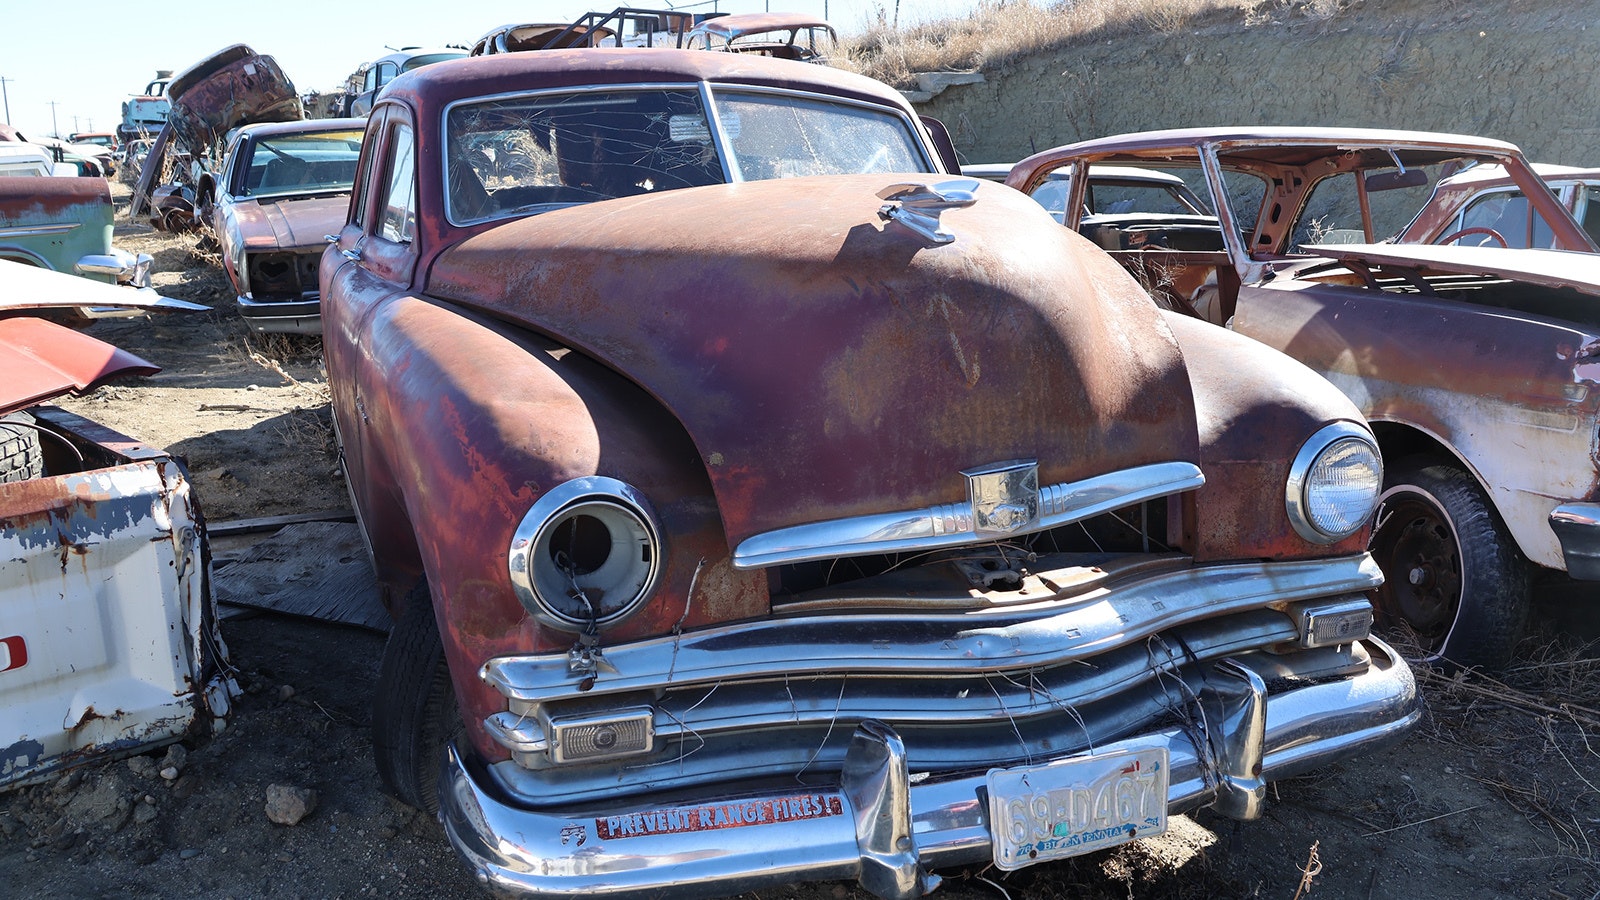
[209,509,356,537]
[213,521,390,632]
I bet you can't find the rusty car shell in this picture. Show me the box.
[684,12,838,62]
[1398,161,1600,249]
[324,53,1415,898]
[470,22,617,55]
[1010,127,1600,663]
[0,264,232,792]
[131,45,303,229]
[204,118,365,333]
[0,176,159,315]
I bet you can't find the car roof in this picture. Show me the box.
[962,162,1184,184]
[1437,161,1600,189]
[379,47,913,116]
[374,47,468,68]
[1053,126,1523,156]
[689,13,837,40]
[235,118,368,140]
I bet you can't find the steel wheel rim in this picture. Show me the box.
[1369,490,1462,650]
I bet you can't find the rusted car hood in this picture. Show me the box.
[0,318,157,416]
[233,194,348,251]
[1302,243,1600,298]
[428,174,1201,545]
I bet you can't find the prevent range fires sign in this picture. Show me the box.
[595,793,843,840]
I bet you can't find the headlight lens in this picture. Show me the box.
[508,477,662,631]
[1286,423,1383,543]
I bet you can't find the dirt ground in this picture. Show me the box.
[4,158,1600,900]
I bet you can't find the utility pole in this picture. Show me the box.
[0,77,12,125]
[47,100,59,138]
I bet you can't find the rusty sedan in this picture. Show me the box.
[204,118,365,333]
[323,53,1416,899]
[1010,127,1600,668]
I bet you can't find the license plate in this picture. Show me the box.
[986,747,1168,871]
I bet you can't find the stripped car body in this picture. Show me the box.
[204,118,365,333]
[1399,161,1600,249]
[132,45,303,231]
[0,175,155,315]
[0,262,230,791]
[326,54,1415,898]
[684,12,838,62]
[1010,127,1600,666]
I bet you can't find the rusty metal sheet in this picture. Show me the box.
[0,317,157,416]
[166,45,302,166]
[1303,243,1600,298]
[0,425,235,791]
[426,174,1203,549]
[0,258,203,314]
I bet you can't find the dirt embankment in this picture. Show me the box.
[919,0,1600,166]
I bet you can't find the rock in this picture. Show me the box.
[172,774,199,800]
[133,802,158,826]
[277,684,295,701]
[264,784,318,826]
[160,767,180,781]
[159,744,187,774]
[126,756,158,779]
[180,847,200,860]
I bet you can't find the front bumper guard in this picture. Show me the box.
[440,637,1418,900]
[1550,502,1600,581]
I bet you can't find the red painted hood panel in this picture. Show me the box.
[427,175,1201,545]
[0,317,157,416]
[233,194,350,251]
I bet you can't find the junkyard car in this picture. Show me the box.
[344,47,467,117]
[203,118,365,333]
[1398,161,1600,249]
[1010,127,1600,667]
[0,175,154,300]
[132,44,303,232]
[964,162,1211,228]
[119,71,172,144]
[684,12,838,62]
[0,261,230,791]
[326,53,1416,898]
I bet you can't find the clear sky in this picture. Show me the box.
[0,0,984,141]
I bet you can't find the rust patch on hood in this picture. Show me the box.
[428,174,1201,546]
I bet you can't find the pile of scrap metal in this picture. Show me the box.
[131,45,302,232]
[0,260,234,791]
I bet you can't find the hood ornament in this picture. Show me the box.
[963,459,1040,536]
[877,178,980,246]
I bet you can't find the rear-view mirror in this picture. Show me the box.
[1365,169,1429,192]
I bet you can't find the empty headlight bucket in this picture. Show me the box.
[1285,422,1383,544]
[508,476,663,631]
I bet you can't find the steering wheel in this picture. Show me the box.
[1436,226,1508,248]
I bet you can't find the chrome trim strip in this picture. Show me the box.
[442,638,1418,900]
[732,460,1204,570]
[483,553,1381,700]
[0,223,78,238]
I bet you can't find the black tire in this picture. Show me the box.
[0,412,45,484]
[1367,457,1531,669]
[372,582,462,814]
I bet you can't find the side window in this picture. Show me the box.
[350,110,385,229]
[1456,190,1534,248]
[1029,178,1071,225]
[1578,185,1600,247]
[379,123,416,243]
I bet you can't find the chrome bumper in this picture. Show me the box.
[1550,502,1600,581]
[441,637,1418,900]
[236,294,322,335]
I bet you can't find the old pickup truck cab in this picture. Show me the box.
[324,54,1416,898]
[1010,128,1600,668]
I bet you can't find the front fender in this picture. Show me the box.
[1165,312,1372,561]
[356,296,765,761]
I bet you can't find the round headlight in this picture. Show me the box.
[1286,422,1383,543]
[508,477,662,631]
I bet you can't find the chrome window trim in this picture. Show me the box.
[731,460,1204,570]
[1284,421,1382,544]
[441,80,935,227]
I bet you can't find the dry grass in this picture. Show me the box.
[839,0,1356,87]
